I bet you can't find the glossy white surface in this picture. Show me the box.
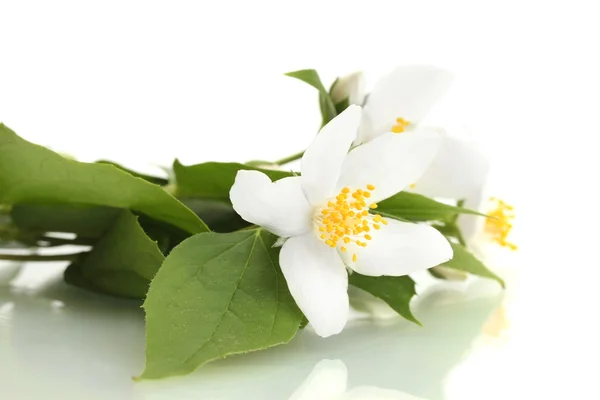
[0,261,507,400]
[2,1,600,398]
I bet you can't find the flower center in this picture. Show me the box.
[391,117,411,133]
[484,197,517,250]
[314,184,388,262]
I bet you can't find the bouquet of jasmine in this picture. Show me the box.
[0,66,513,379]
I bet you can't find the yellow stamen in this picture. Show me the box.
[314,184,385,258]
[352,253,357,262]
[485,197,518,250]
[391,117,411,134]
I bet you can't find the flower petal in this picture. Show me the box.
[230,170,312,237]
[337,129,441,203]
[345,386,427,400]
[357,65,453,143]
[412,134,489,200]
[289,359,348,400]
[411,134,490,240]
[279,232,349,337]
[339,217,453,277]
[330,71,365,106]
[301,105,362,205]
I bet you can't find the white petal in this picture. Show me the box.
[330,71,366,106]
[345,386,426,400]
[411,134,490,240]
[412,134,489,200]
[288,360,348,400]
[357,65,453,143]
[230,170,312,237]
[339,217,453,277]
[337,129,441,203]
[301,105,362,205]
[279,233,349,337]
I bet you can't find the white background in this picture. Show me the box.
[1,0,599,398]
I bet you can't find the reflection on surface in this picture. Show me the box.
[288,359,426,400]
[0,263,502,400]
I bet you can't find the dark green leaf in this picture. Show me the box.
[285,69,337,126]
[11,204,121,239]
[0,124,208,234]
[95,160,169,186]
[433,222,467,246]
[443,243,505,287]
[173,160,293,203]
[349,273,420,325]
[140,229,303,379]
[179,198,250,232]
[64,210,164,299]
[377,192,486,223]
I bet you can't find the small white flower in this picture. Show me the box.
[289,359,426,400]
[345,65,454,146]
[230,106,452,337]
[335,66,509,247]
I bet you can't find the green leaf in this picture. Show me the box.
[433,222,467,246]
[443,243,505,287]
[285,69,337,126]
[377,192,487,223]
[173,160,293,203]
[11,204,121,239]
[140,228,303,379]
[349,273,420,325]
[0,124,208,234]
[64,210,164,299]
[179,198,250,233]
[95,160,169,186]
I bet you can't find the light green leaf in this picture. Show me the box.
[443,243,505,287]
[377,192,487,223]
[140,228,303,379]
[285,69,337,126]
[95,160,169,186]
[64,210,164,299]
[0,124,208,234]
[173,160,293,203]
[349,273,420,325]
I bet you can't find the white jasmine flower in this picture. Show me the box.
[413,138,517,250]
[230,105,452,337]
[343,65,454,145]
[289,359,426,400]
[334,66,516,249]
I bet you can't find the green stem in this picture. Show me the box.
[0,251,88,262]
[274,150,305,166]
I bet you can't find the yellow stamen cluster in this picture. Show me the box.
[485,197,517,250]
[316,185,388,261]
[391,117,411,133]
